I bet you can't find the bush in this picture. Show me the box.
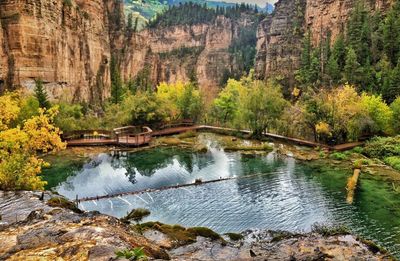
[384,156,400,171]
[122,208,151,223]
[225,233,244,241]
[115,247,147,261]
[353,159,363,169]
[364,136,400,159]
[351,146,364,154]
[329,152,348,160]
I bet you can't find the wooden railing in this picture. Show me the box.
[113,126,153,145]
[160,119,194,130]
[62,129,114,141]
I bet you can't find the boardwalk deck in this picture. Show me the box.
[65,124,365,150]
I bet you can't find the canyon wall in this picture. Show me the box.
[255,0,392,89]
[0,0,124,103]
[122,14,256,97]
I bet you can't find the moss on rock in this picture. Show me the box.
[47,197,82,213]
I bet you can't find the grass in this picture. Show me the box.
[137,222,224,247]
[311,224,350,237]
[122,208,151,223]
[384,156,400,171]
[270,231,295,242]
[329,152,348,161]
[224,143,273,152]
[158,137,183,146]
[357,237,388,254]
[353,159,363,169]
[224,233,244,241]
[47,197,82,213]
[177,131,197,139]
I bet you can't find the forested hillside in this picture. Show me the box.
[124,0,272,30]
[297,1,400,103]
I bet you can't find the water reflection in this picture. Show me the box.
[43,134,400,257]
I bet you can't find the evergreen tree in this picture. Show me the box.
[326,55,341,84]
[331,34,346,71]
[110,56,124,104]
[382,1,400,66]
[34,79,50,109]
[344,47,361,84]
[346,0,371,66]
[387,60,400,103]
[376,56,392,99]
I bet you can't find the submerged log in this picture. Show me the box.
[346,168,361,204]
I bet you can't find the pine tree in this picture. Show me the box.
[34,79,50,109]
[332,34,346,71]
[110,56,124,104]
[344,47,361,84]
[326,55,341,84]
[382,1,400,66]
[387,59,400,103]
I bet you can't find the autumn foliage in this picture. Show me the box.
[0,92,65,191]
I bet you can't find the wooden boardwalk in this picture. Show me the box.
[63,126,153,147]
[65,124,365,151]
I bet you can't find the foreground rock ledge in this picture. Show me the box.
[0,191,392,260]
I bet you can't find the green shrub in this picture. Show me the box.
[177,131,197,139]
[329,152,348,161]
[353,159,363,169]
[364,136,400,159]
[115,247,147,260]
[122,208,151,223]
[351,146,364,154]
[384,156,400,171]
[187,227,222,241]
[225,233,244,241]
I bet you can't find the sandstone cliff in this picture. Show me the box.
[254,0,306,89]
[0,0,124,103]
[122,14,257,97]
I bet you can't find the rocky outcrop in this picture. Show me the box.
[0,0,125,103]
[122,14,256,97]
[0,191,392,260]
[254,0,306,89]
[0,191,169,260]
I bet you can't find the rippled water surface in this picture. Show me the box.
[42,134,400,256]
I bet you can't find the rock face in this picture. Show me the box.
[123,14,256,97]
[0,0,257,102]
[0,191,392,260]
[255,0,392,89]
[0,0,124,103]
[254,0,306,89]
[305,0,391,45]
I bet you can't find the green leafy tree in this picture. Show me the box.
[212,79,242,124]
[391,96,400,133]
[241,80,287,137]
